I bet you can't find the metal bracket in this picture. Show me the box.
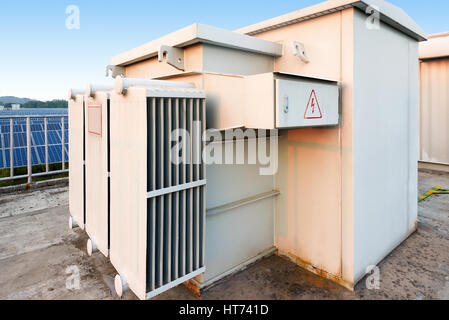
[68,88,85,101]
[292,42,309,63]
[158,45,185,71]
[105,65,126,78]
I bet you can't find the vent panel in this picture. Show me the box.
[146,95,206,297]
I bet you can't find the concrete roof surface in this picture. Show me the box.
[1,171,449,300]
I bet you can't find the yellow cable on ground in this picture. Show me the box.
[418,187,449,202]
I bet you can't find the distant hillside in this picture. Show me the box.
[21,100,68,109]
[0,97,67,109]
[0,96,31,104]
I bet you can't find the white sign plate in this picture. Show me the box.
[276,79,339,128]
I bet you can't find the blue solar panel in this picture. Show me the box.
[14,133,26,147]
[36,146,45,162]
[0,109,67,117]
[3,134,10,148]
[48,124,60,131]
[13,148,27,167]
[49,145,62,163]
[32,132,45,145]
[4,149,10,168]
[0,109,68,169]
[31,124,43,132]
[48,131,61,145]
[32,147,39,166]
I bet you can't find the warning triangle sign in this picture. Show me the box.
[304,90,323,119]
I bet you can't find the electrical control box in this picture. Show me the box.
[276,77,339,129]
[244,72,339,129]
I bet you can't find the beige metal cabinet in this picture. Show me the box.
[84,91,111,257]
[109,86,207,300]
[419,32,449,171]
[68,91,85,230]
[69,0,427,300]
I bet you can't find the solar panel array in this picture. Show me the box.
[0,109,69,170]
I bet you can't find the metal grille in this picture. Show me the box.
[146,95,206,298]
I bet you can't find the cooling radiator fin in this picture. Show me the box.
[146,96,206,297]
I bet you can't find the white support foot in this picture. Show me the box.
[115,274,129,298]
[87,239,98,257]
[69,216,79,230]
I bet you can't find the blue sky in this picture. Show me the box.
[0,0,448,101]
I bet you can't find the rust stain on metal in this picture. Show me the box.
[183,274,203,298]
[277,250,354,291]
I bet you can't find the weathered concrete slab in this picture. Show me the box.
[0,208,111,299]
[156,170,449,300]
[0,173,448,300]
[0,186,68,219]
